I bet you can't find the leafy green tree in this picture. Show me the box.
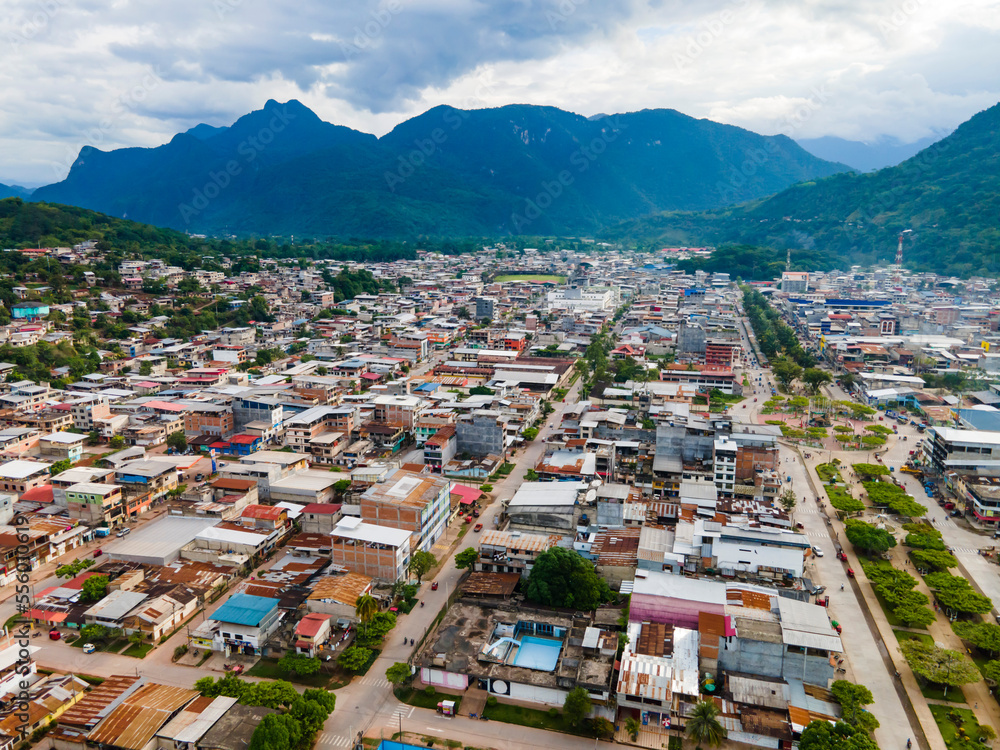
[48,458,74,476]
[893,603,936,628]
[408,551,436,583]
[830,680,879,733]
[799,720,879,750]
[525,547,612,610]
[909,549,957,572]
[844,519,897,556]
[685,699,727,747]
[778,489,797,512]
[924,572,993,615]
[385,662,412,686]
[277,652,321,676]
[166,431,188,453]
[302,688,336,714]
[109,436,125,449]
[772,358,803,391]
[803,368,832,394]
[900,638,981,695]
[248,712,301,750]
[80,623,111,643]
[333,479,351,495]
[982,659,1000,685]
[562,686,592,727]
[87,429,101,445]
[454,547,478,570]
[337,646,372,674]
[953,622,1000,656]
[81,575,109,603]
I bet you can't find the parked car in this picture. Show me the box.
[811,546,824,557]
[82,643,96,654]
[474,523,483,532]
[116,527,131,538]
[944,502,956,510]
[48,629,61,641]
[431,581,439,590]
[195,473,205,482]
[93,549,102,557]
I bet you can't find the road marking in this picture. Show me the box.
[951,547,978,554]
[390,705,414,719]
[318,732,350,747]
[359,675,390,687]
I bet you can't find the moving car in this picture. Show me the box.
[48,629,60,640]
[116,527,131,538]
[811,546,824,557]
[431,581,439,591]
[474,523,483,532]
[93,549,102,557]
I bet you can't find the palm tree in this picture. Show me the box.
[686,700,727,748]
[625,716,641,741]
[355,593,378,638]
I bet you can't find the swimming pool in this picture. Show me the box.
[513,635,562,671]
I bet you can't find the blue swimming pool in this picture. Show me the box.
[513,635,562,671]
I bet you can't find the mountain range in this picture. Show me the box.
[0,183,33,200]
[795,134,946,172]
[611,102,1000,277]
[31,100,850,237]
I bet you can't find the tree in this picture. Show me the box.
[109,435,125,449]
[248,712,301,750]
[685,699,727,747]
[982,659,1000,686]
[81,575,109,603]
[525,547,613,610]
[562,686,592,727]
[909,549,957,572]
[128,631,144,645]
[799,720,879,750]
[456,306,471,320]
[954,622,1000,656]
[49,458,73,476]
[924,572,993,615]
[277,652,321,676]
[893,603,936,628]
[772,358,803,391]
[408,551,436,583]
[454,547,478,570]
[803,368,833,394]
[778,489,797,512]
[355,593,378,638]
[166,431,188,454]
[625,716,641,741]
[302,688,336,715]
[899,638,981,695]
[844,519,896,556]
[56,558,94,578]
[592,717,614,739]
[87,429,101,445]
[385,662,412,686]
[80,623,111,643]
[830,680,879,733]
[337,645,372,674]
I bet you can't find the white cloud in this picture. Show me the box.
[1,0,998,184]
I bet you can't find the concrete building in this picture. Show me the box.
[190,593,281,656]
[359,471,451,552]
[328,517,412,581]
[456,411,504,457]
[0,460,52,494]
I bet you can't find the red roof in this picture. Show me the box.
[210,441,231,450]
[295,612,332,637]
[301,503,343,515]
[450,483,482,505]
[229,434,259,444]
[241,504,285,520]
[20,485,54,504]
[360,372,382,380]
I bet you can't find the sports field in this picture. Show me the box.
[494,274,566,283]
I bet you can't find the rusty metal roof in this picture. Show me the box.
[88,683,198,750]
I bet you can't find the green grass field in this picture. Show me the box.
[494,274,566,284]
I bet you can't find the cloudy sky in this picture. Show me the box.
[2,0,999,185]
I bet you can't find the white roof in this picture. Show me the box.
[67,482,120,495]
[933,427,1000,446]
[41,431,85,444]
[0,459,52,479]
[508,481,584,507]
[330,519,412,547]
[270,470,339,493]
[196,526,271,546]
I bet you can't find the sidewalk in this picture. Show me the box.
[796,440,986,750]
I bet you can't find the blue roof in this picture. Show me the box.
[212,593,277,626]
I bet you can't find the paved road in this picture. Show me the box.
[316,375,584,747]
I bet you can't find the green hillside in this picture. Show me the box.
[611,102,1000,277]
